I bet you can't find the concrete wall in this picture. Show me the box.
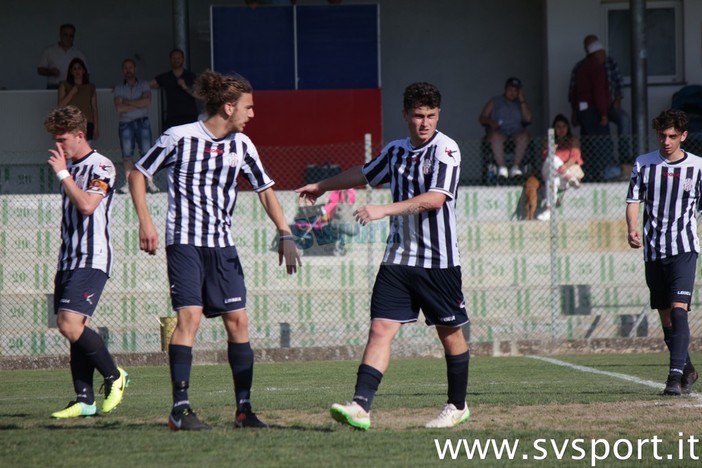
[546,0,702,151]
[0,0,546,150]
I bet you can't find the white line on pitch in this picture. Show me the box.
[527,355,702,402]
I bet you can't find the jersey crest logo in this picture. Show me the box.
[684,178,694,192]
[423,156,433,175]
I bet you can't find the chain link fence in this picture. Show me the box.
[2,133,702,358]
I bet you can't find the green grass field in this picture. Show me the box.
[1,352,701,467]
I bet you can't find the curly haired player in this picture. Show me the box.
[45,105,128,419]
[130,70,300,431]
[297,82,471,429]
[626,109,699,395]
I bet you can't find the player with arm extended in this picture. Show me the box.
[297,82,471,430]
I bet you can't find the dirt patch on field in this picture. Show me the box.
[271,400,702,435]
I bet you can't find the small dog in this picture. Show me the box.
[523,174,541,220]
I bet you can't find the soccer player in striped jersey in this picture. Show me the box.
[44,105,128,419]
[626,109,700,395]
[296,82,471,429]
[129,70,300,431]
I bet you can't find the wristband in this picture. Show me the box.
[56,170,71,182]
[279,235,294,240]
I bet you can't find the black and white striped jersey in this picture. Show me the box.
[627,150,702,261]
[58,150,116,274]
[135,121,274,247]
[363,131,461,268]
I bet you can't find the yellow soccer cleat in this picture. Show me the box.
[101,367,129,414]
[51,400,97,419]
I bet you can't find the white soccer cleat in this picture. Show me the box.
[425,402,470,428]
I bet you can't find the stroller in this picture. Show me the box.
[274,190,358,257]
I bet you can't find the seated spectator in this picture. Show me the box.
[538,114,584,221]
[479,77,532,179]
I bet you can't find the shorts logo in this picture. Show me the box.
[60,298,71,304]
[83,292,95,304]
[439,315,456,322]
[677,290,692,296]
[224,297,242,304]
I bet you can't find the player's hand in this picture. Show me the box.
[278,238,301,274]
[627,230,641,249]
[295,184,325,205]
[47,143,68,173]
[353,205,384,225]
[138,221,159,255]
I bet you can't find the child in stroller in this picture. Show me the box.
[285,189,357,256]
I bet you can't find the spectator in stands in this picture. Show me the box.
[478,77,532,179]
[129,70,300,431]
[149,48,199,131]
[626,109,699,396]
[569,39,618,181]
[58,58,98,142]
[538,114,584,221]
[113,58,159,194]
[569,34,631,170]
[297,82,472,430]
[37,24,87,90]
[43,105,127,419]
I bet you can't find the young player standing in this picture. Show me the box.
[44,105,128,418]
[626,109,699,395]
[296,82,471,429]
[129,70,300,431]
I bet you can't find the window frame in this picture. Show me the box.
[603,0,683,85]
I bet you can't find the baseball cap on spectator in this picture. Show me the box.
[505,77,522,89]
[587,40,605,54]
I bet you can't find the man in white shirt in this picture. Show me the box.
[37,24,87,90]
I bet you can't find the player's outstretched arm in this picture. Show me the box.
[354,191,446,225]
[295,166,366,205]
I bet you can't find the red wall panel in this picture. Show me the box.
[243,89,382,189]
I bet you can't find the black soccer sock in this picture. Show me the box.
[74,327,119,381]
[352,364,383,413]
[664,325,693,372]
[169,344,193,410]
[227,341,254,412]
[669,307,690,376]
[446,351,470,410]
[70,342,95,404]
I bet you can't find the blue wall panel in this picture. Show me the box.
[211,6,295,90]
[211,5,378,90]
[297,5,379,89]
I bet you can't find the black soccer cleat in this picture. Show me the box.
[235,404,268,428]
[663,375,682,396]
[681,369,699,395]
[168,408,211,431]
